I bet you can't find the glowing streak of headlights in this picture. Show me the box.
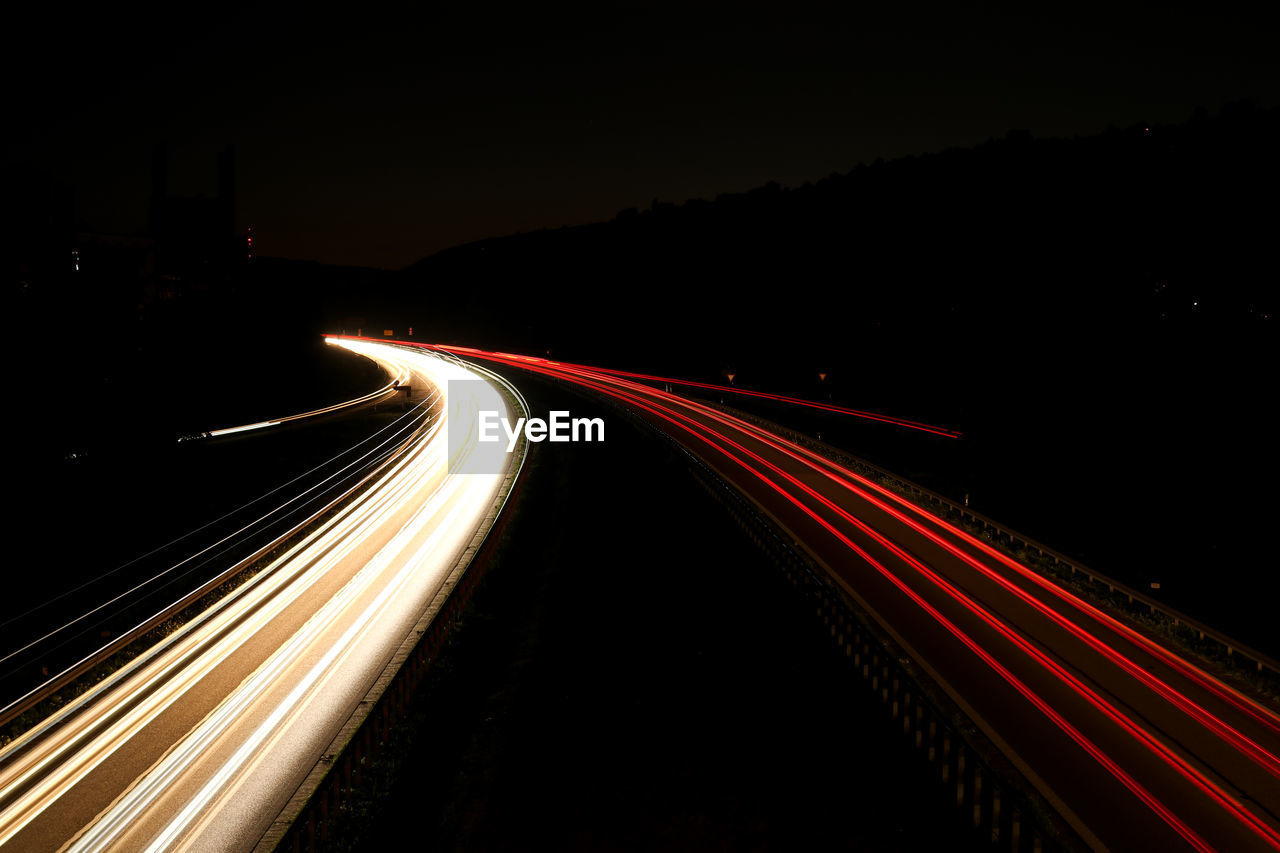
[0,341,523,852]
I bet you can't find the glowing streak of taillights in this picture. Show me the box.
[444,344,1280,743]
[487,364,1216,850]
[717,415,1280,773]
[623,377,1280,741]
[426,342,962,437]
[548,369,1230,849]
[605,367,1280,847]
[554,367,1280,778]
[416,341,1280,851]
[340,336,960,437]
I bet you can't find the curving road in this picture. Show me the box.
[400,339,1280,853]
[0,340,526,852]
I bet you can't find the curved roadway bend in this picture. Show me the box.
[406,340,1280,853]
[0,340,525,852]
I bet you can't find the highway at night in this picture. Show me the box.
[1,334,1273,851]
[11,10,1275,847]
[0,340,526,852]
[379,337,1280,853]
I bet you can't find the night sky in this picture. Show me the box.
[8,3,1280,269]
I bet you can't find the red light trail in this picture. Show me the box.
[442,347,962,438]
[378,337,1280,852]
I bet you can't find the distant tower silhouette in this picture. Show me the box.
[218,145,235,236]
[149,143,240,285]
[150,144,169,236]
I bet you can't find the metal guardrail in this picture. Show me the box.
[713,403,1280,682]
[673,432,1069,851]
[257,359,531,853]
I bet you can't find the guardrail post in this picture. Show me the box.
[305,810,316,852]
[980,766,996,835]
[993,784,1008,847]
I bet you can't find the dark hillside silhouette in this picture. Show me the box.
[382,104,1278,647]
[7,104,1275,647]
[387,102,1275,422]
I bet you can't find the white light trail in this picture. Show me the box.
[0,341,526,853]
